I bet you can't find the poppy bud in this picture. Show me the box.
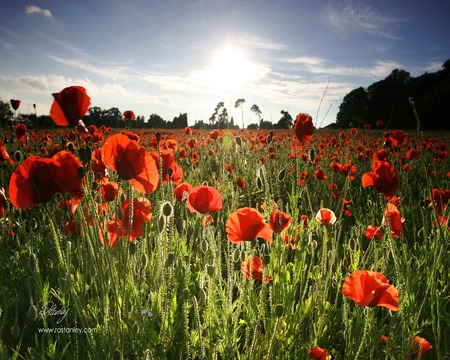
[27,304,38,320]
[155,132,162,142]
[120,192,127,203]
[201,239,208,253]
[275,304,284,317]
[278,168,286,182]
[233,248,241,262]
[14,150,22,162]
[11,324,20,339]
[182,288,191,300]
[158,216,165,233]
[256,175,263,191]
[67,142,75,152]
[235,136,242,146]
[78,146,92,163]
[117,205,124,220]
[266,131,274,144]
[77,166,85,179]
[166,252,174,266]
[162,202,173,217]
[309,147,315,163]
[188,283,196,294]
[206,264,215,276]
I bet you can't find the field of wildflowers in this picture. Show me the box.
[0,87,449,359]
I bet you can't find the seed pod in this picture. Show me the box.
[278,168,286,182]
[275,304,284,317]
[161,202,173,217]
[309,147,315,163]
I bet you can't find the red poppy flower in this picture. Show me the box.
[184,126,193,135]
[186,185,222,214]
[186,138,199,149]
[299,214,309,228]
[173,182,192,202]
[362,160,398,199]
[294,113,314,143]
[101,133,159,194]
[315,208,336,226]
[101,181,120,202]
[10,99,21,111]
[121,197,152,241]
[341,198,353,217]
[9,150,84,210]
[0,141,14,165]
[178,147,187,161]
[365,225,383,240]
[314,168,327,182]
[14,123,27,145]
[382,203,403,238]
[0,186,6,219]
[123,110,136,121]
[226,207,273,244]
[101,219,123,249]
[298,170,310,186]
[428,188,450,214]
[65,219,80,238]
[270,209,292,233]
[409,336,432,358]
[224,163,233,174]
[235,177,246,189]
[151,149,183,185]
[191,150,200,163]
[241,255,270,282]
[342,270,399,311]
[307,346,328,360]
[50,86,91,127]
[376,120,384,127]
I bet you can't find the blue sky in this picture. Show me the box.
[1,0,449,128]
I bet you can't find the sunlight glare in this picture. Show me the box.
[207,46,258,92]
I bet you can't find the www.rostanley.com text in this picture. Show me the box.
[37,327,98,334]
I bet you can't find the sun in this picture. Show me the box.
[207,46,258,92]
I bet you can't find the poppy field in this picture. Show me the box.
[0,88,450,359]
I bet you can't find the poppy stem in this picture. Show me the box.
[354,308,372,359]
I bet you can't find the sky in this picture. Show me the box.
[1,0,449,128]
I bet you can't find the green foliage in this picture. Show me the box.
[337,60,450,130]
[0,127,449,359]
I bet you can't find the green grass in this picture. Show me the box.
[0,127,449,359]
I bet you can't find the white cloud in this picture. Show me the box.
[25,6,52,18]
[324,1,406,39]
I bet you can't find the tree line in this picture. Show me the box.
[336,59,450,130]
[0,98,295,130]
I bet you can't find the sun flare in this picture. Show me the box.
[207,46,259,92]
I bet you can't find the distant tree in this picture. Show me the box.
[148,114,166,128]
[250,104,262,123]
[336,87,369,128]
[86,106,102,126]
[275,110,293,129]
[247,123,258,130]
[210,102,229,128]
[234,98,245,129]
[367,69,411,128]
[173,113,188,129]
[259,119,273,129]
[192,120,208,129]
[0,100,13,128]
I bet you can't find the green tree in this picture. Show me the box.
[234,98,245,129]
[0,100,13,129]
[275,110,293,129]
[336,87,369,128]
